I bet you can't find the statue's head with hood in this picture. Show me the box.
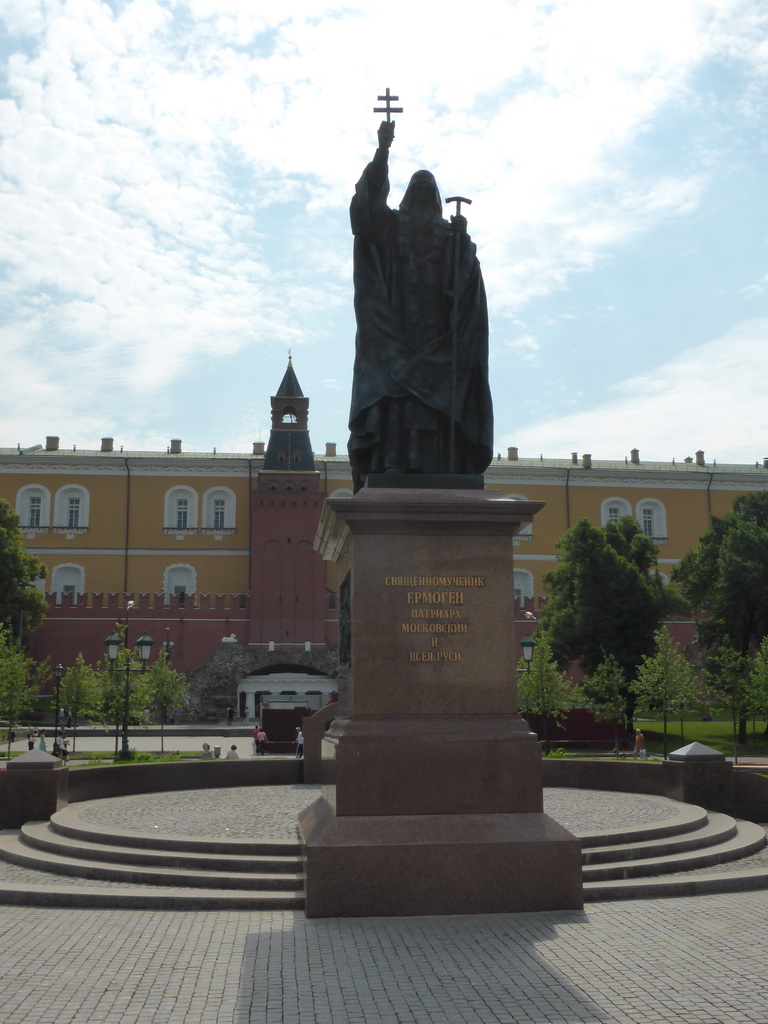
[399,170,442,218]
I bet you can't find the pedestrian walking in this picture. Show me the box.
[633,729,646,759]
[295,728,304,758]
[257,727,267,755]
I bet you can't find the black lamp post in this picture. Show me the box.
[105,631,155,760]
[53,663,63,728]
[519,634,536,672]
[519,632,550,753]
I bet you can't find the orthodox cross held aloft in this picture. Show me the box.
[373,88,403,122]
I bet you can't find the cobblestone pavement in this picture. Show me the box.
[3,788,768,1022]
[2,893,768,1023]
[73,786,680,841]
[77,784,322,840]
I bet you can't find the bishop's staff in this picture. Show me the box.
[445,195,472,475]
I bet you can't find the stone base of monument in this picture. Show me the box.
[299,802,581,918]
[303,486,583,918]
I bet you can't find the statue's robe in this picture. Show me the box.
[348,156,493,492]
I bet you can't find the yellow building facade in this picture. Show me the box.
[3,438,768,613]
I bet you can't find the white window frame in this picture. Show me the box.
[202,487,236,532]
[164,487,198,532]
[600,497,632,527]
[51,563,85,604]
[53,485,89,531]
[163,564,197,605]
[514,568,534,602]
[635,499,667,543]
[16,485,51,530]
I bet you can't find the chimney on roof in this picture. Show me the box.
[508,446,518,460]
[571,452,578,465]
[253,442,265,456]
[325,443,337,457]
[763,458,768,469]
[101,437,114,453]
[630,448,640,464]
[170,439,182,454]
[695,450,705,466]
[582,453,592,469]
[684,456,693,464]
[45,435,59,451]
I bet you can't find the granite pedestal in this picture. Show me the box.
[301,485,583,917]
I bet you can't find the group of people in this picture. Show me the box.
[198,727,304,758]
[226,705,256,726]
[26,727,70,763]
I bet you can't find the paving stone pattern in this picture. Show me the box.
[2,894,768,1023]
[75,786,679,841]
[77,784,322,840]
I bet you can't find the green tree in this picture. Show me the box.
[703,645,749,761]
[516,632,574,754]
[0,499,47,638]
[141,649,187,752]
[745,636,768,738]
[579,653,627,753]
[59,654,101,753]
[0,628,41,756]
[674,492,768,742]
[541,518,673,709]
[632,627,701,756]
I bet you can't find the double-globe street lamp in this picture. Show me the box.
[104,631,155,760]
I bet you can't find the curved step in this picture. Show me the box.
[22,822,302,874]
[585,866,768,901]
[582,812,738,864]
[0,878,305,910]
[576,799,709,848]
[583,819,766,882]
[49,802,300,856]
[0,832,304,891]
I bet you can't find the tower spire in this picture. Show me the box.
[263,355,314,470]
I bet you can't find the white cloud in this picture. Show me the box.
[507,318,768,464]
[1,0,768,457]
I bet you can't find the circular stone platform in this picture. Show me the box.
[72,785,682,842]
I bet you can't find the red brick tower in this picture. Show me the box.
[249,357,328,646]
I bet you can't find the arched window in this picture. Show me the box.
[16,484,51,530]
[164,486,198,531]
[635,499,668,543]
[53,485,89,530]
[202,487,236,532]
[163,564,197,606]
[281,407,298,424]
[51,563,85,604]
[514,569,534,602]
[601,497,632,526]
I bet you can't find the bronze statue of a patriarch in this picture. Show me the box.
[348,117,493,491]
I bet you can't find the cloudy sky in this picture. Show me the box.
[2,0,768,465]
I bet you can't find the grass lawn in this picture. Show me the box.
[638,716,768,758]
